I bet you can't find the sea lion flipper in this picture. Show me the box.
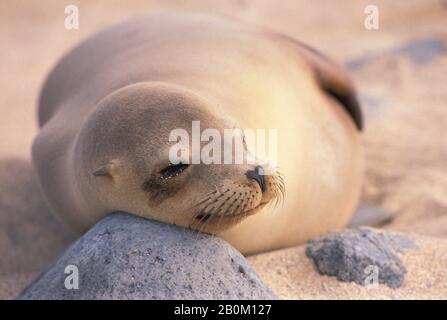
[275,34,363,130]
[312,58,363,131]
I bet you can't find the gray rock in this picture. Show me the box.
[19,212,277,300]
[306,227,415,289]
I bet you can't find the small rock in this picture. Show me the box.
[306,227,415,288]
[19,212,277,300]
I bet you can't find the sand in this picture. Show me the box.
[358,52,447,238]
[248,232,447,299]
[0,0,446,299]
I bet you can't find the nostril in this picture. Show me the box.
[246,166,266,192]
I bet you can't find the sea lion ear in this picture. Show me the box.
[92,161,120,178]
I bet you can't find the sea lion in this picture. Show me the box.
[32,12,363,254]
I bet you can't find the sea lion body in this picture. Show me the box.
[33,12,363,254]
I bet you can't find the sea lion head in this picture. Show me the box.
[75,82,284,233]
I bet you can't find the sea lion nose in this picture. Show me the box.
[246,166,266,192]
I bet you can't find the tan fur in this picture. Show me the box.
[32,12,363,254]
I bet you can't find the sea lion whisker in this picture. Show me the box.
[192,202,216,239]
[213,196,232,217]
[273,189,280,208]
[215,194,238,231]
[187,191,218,210]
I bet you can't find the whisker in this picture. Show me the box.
[216,192,238,230]
[187,192,216,210]
[273,188,280,208]
[213,194,231,216]
[192,202,215,240]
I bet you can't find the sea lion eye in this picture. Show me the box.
[159,163,189,179]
